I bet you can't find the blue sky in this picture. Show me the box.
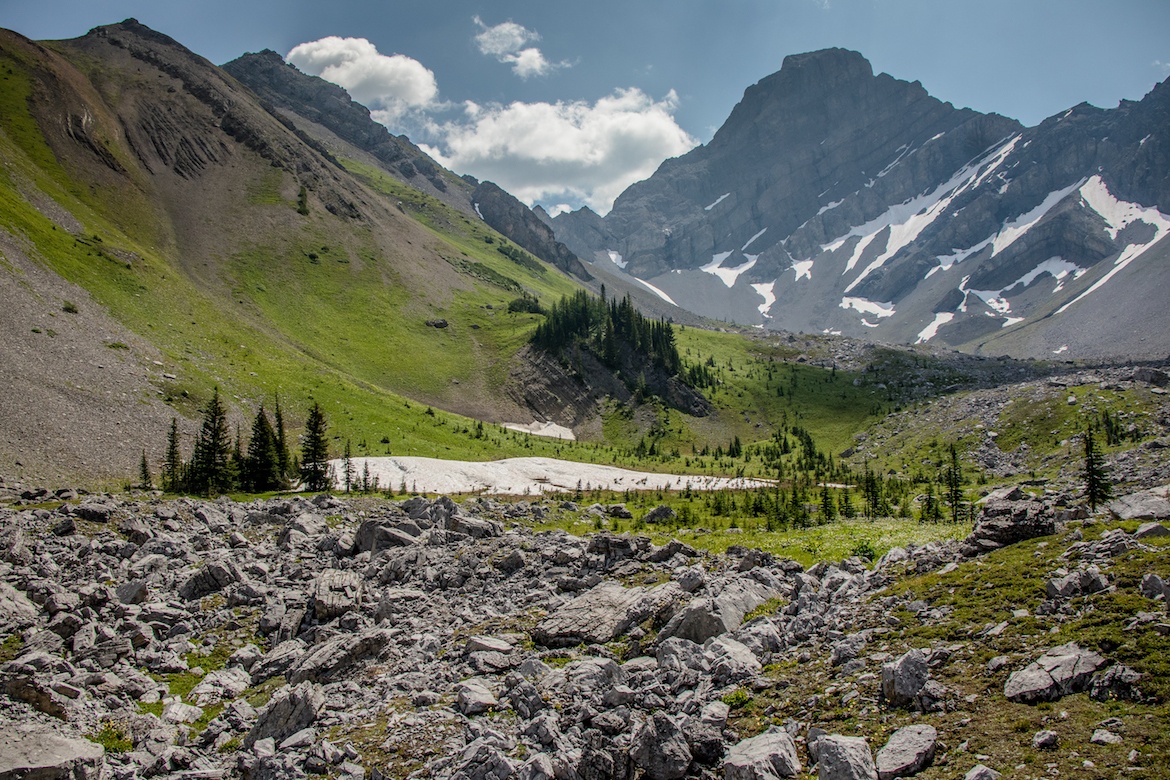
[4,0,1168,214]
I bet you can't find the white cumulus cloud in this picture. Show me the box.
[423,88,697,215]
[286,37,438,121]
[473,16,563,79]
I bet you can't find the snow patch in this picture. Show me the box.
[741,228,767,251]
[1053,345,1069,355]
[606,250,627,269]
[502,421,576,440]
[473,202,484,220]
[704,193,731,211]
[990,179,1085,256]
[337,456,767,495]
[821,136,1020,293]
[840,297,895,319]
[701,252,757,288]
[634,277,678,306]
[751,282,776,317]
[915,312,954,343]
[792,259,814,281]
[816,199,843,216]
[1058,176,1170,314]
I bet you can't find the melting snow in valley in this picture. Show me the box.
[331,456,768,495]
[840,296,895,328]
[606,250,627,269]
[501,421,576,440]
[701,252,757,288]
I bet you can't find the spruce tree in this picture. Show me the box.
[138,449,152,490]
[943,444,965,524]
[1084,425,1112,512]
[189,388,232,495]
[300,401,332,492]
[163,418,182,493]
[273,394,291,482]
[245,405,282,492]
[342,439,355,493]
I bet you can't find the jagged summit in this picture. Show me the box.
[552,49,1170,360]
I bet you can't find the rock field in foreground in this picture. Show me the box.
[1,486,1168,779]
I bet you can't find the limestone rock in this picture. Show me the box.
[311,569,363,620]
[875,724,936,779]
[0,723,105,779]
[533,580,680,647]
[1108,486,1170,521]
[881,649,928,708]
[245,681,325,747]
[723,726,802,779]
[1004,642,1107,703]
[817,735,877,780]
[630,712,692,780]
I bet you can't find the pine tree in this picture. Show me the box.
[300,401,332,492]
[819,484,837,523]
[138,449,152,490]
[189,388,232,495]
[245,405,282,492]
[943,444,965,524]
[273,394,292,482]
[342,439,355,493]
[1083,425,1112,512]
[163,418,182,492]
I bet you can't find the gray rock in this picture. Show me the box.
[1135,521,1170,539]
[817,735,877,780]
[723,726,802,779]
[964,766,1000,780]
[0,582,38,633]
[1108,487,1170,521]
[881,649,928,708]
[630,712,692,780]
[0,723,105,779]
[311,569,363,621]
[177,557,243,600]
[1090,663,1143,701]
[875,724,936,779]
[1004,642,1107,703]
[1090,728,1122,745]
[705,635,762,684]
[245,681,325,748]
[533,580,680,647]
[659,576,779,644]
[287,629,392,684]
[189,666,252,705]
[456,679,498,715]
[1032,730,1059,750]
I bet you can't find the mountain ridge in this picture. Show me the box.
[553,48,1170,361]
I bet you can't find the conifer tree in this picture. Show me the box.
[273,394,291,481]
[189,388,232,495]
[1083,425,1112,512]
[163,418,182,493]
[943,444,965,524]
[245,405,282,492]
[342,439,355,493]
[300,401,332,492]
[138,449,152,490]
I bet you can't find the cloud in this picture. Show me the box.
[1155,59,1170,75]
[287,37,438,120]
[424,88,697,214]
[473,16,563,79]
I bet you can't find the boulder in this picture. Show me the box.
[311,569,363,620]
[1108,486,1170,521]
[0,582,38,633]
[658,576,780,644]
[533,580,680,647]
[1135,521,1170,539]
[817,735,877,780]
[245,681,325,748]
[705,635,762,684]
[1032,730,1059,750]
[964,766,1000,780]
[1004,642,1107,703]
[1089,664,1143,701]
[881,649,928,708]
[630,712,692,780]
[178,557,243,600]
[875,724,936,779]
[962,495,1058,555]
[723,726,802,779]
[455,679,498,715]
[287,629,392,684]
[0,723,105,779]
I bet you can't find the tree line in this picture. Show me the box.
[151,389,333,496]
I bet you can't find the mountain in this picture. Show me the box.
[0,19,602,484]
[553,48,1170,360]
[221,50,591,282]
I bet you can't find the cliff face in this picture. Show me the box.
[553,49,1170,360]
